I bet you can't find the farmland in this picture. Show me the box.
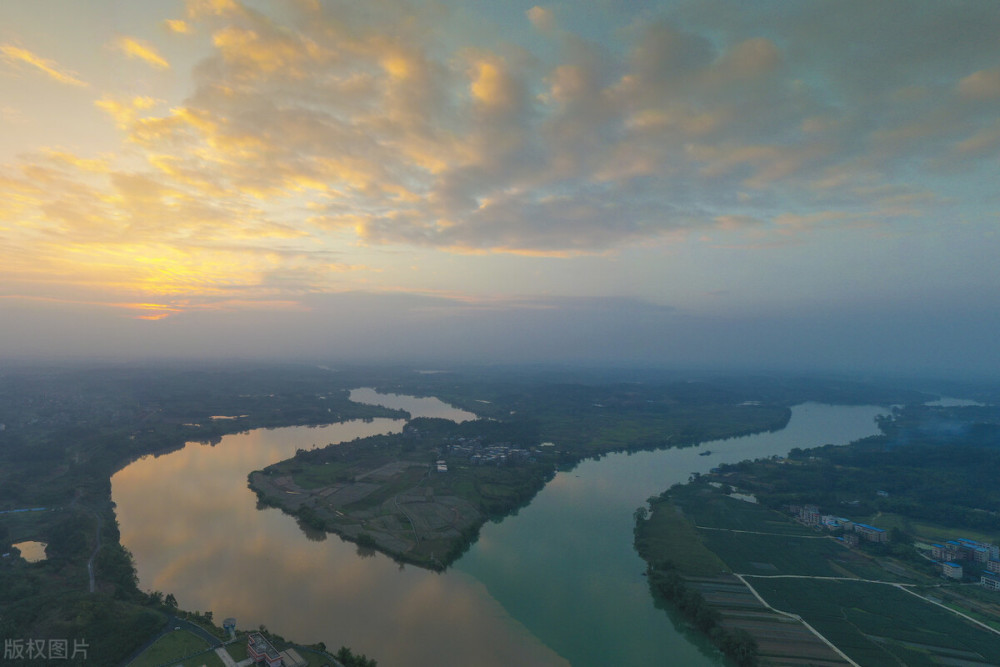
[636,479,1000,666]
[752,578,1000,666]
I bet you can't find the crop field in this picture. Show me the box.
[688,575,850,666]
[674,488,817,536]
[750,578,1000,666]
[701,531,870,577]
[639,500,729,576]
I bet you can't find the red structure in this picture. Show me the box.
[247,632,283,667]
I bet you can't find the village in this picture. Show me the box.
[788,501,1000,590]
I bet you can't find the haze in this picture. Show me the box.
[2,1,998,375]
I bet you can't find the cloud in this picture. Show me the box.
[165,19,194,34]
[95,4,995,256]
[0,44,88,86]
[526,6,555,31]
[958,68,1000,100]
[95,95,162,128]
[113,37,171,69]
[2,0,999,319]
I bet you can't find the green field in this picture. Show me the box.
[673,488,817,536]
[701,531,902,581]
[128,629,224,667]
[751,578,1000,666]
[636,500,729,576]
[875,512,1000,546]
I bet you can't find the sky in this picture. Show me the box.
[1,0,998,374]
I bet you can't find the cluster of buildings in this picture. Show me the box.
[443,439,535,466]
[789,505,888,544]
[247,633,306,667]
[786,505,1000,592]
[929,538,1000,587]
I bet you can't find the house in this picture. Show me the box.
[821,515,853,530]
[247,632,283,667]
[853,523,888,543]
[942,562,963,580]
[944,540,965,559]
[799,505,821,526]
[982,573,1000,591]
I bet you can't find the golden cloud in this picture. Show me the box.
[0,44,88,86]
[165,19,193,34]
[114,37,171,69]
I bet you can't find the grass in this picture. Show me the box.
[701,531,852,577]
[225,639,248,661]
[292,461,357,489]
[672,485,816,536]
[874,512,1000,545]
[637,499,728,576]
[128,629,223,667]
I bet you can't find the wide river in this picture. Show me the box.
[112,391,885,666]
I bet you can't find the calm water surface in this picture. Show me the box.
[112,394,885,666]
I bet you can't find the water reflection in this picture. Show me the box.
[113,400,563,666]
[348,388,477,422]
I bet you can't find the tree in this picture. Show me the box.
[633,506,648,523]
[164,593,177,608]
[721,629,759,666]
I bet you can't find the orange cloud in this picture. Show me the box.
[0,44,88,86]
[95,95,161,128]
[114,37,171,69]
[165,19,193,34]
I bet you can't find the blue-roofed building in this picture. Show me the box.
[982,572,1000,591]
[942,562,963,580]
[853,522,888,543]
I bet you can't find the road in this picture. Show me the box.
[87,510,102,593]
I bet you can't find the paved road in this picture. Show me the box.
[695,525,832,538]
[87,510,102,593]
[215,646,239,667]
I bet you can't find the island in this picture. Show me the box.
[250,417,559,569]
[247,373,809,570]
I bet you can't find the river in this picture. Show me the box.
[111,394,885,666]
